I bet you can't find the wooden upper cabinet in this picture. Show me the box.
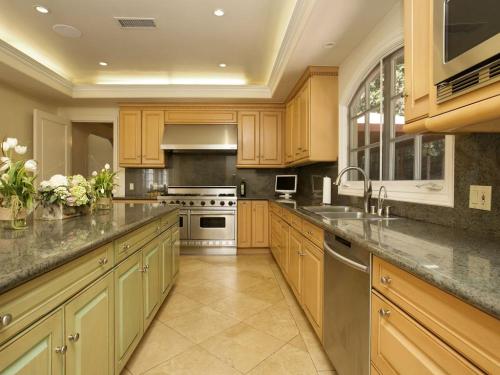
[284,67,339,166]
[165,109,237,124]
[119,110,142,166]
[237,110,283,168]
[403,0,431,124]
[237,201,252,248]
[141,110,166,167]
[237,111,260,166]
[260,111,283,165]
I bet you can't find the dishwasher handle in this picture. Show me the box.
[324,242,369,273]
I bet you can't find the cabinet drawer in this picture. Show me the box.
[290,213,302,231]
[371,292,481,374]
[301,220,323,248]
[269,202,283,216]
[115,220,160,263]
[0,243,113,345]
[373,256,500,373]
[161,211,178,231]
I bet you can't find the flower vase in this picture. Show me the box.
[0,206,28,230]
[35,203,89,220]
[96,197,113,210]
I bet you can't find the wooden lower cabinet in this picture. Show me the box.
[0,309,64,374]
[288,228,303,299]
[279,220,289,274]
[114,252,143,373]
[142,239,162,330]
[237,201,253,248]
[65,274,114,375]
[371,292,481,374]
[301,239,323,339]
[237,200,269,248]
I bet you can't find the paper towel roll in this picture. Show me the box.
[322,177,332,205]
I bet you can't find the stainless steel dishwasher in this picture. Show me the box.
[323,232,371,375]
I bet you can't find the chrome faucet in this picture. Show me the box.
[377,186,387,216]
[335,167,372,214]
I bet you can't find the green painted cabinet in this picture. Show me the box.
[160,230,173,296]
[172,226,180,277]
[0,309,64,374]
[142,239,162,330]
[114,252,143,374]
[65,273,114,375]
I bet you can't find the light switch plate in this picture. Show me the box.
[129,183,135,191]
[469,185,491,211]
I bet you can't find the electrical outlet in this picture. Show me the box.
[129,183,135,191]
[469,185,491,211]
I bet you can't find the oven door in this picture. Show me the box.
[179,210,189,240]
[189,211,235,240]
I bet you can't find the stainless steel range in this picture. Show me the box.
[158,186,238,255]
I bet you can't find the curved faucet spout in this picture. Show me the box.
[335,166,372,214]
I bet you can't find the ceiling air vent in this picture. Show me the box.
[437,55,500,103]
[115,17,156,28]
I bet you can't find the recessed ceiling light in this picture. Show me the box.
[324,42,336,49]
[99,62,108,66]
[34,5,49,14]
[219,63,227,68]
[52,24,82,38]
[214,9,225,17]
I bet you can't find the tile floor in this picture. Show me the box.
[123,254,336,375]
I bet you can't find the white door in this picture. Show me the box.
[33,109,71,181]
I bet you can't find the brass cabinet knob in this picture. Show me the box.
[98,258,108,266]
[55,345,68,354]
[68,333,80,342]
[380,276,392,285]
[0,313,12,327]
[379,308,391,318]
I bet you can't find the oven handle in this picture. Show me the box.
[324,242,368,273]
[189,211,235,216]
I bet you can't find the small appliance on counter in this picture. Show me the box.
[239,179,246,197]
[275,175,297,199]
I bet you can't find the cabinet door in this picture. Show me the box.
[371,293,482,375]
[259,111,283,165]
[141,110,165,167]
[171,227,180,277]
[237,111,260,165]
[160,230,173,296]
[143,239,162,330]
[403,0,431,123]
[288,229,302,299]
[251,201,269,248]
[280,221,289,275]
[270,213,281,261]
[298,81,311,159]
[0,309,64,374]
[65,274,114,375]
[119,110,142,166]
[285,102,294,163]
[292,96,301,160]
[114,252,143,373]
[301,240,323,339]
[237,201,253,248]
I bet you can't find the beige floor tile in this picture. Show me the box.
[210,292,272,320]
[164,305,239,343]
[175,280,237,305]
[288,334,308,352]
[213,270,268,291]
[144,346,241,375]
[200,322,285,373]
[318,371,337,374]
[300,326,334,371]
[120,369,133,375]
[247,343,318,375]
[244,301,299,342]
[156,293,203,322]
[241,279,284,304]
[126,320,194,375]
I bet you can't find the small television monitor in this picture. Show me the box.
[275,175,297,199]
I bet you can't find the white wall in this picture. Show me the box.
[337,0,403,173]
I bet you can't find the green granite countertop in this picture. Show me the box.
[273,199,500,319]
[0,203,178,294]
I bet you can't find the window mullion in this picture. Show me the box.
[414,135,422,180]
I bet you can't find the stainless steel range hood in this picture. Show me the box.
[160,124,237,150]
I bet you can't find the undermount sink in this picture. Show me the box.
[300,205,397,221]
[301,205,354,213]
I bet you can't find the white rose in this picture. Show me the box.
[49,174,68,187]
[112,189,116,194]
[92,171,97,177]
[104,163,110,170]
[14,145,27,155]
[2,142,10,152]
[5,138,18,148]
[24,159,37,173]
[0,157,11,172]
[40,180,50,188]
[100,188,105,194]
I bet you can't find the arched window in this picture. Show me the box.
[343,47,454,206]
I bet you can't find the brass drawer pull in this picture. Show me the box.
[98,258,108,266]
[55,345,67,354]
[139,264,149,273]
[123,244,131,250]
[68,333,80,342]
[380,276,392,285]
[0,313,12,327]
[379,308,391,318]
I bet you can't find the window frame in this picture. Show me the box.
[339,46,455,208]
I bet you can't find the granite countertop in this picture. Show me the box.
[237,195,277,201]
[0,203,178,294]
[113,195,159,201]
[272,198,500,319]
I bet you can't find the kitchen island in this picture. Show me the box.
[0,203,179,374]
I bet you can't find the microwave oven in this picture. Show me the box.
[433,0,500,102]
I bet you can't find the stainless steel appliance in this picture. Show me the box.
[158,186,237,255]
[434,0,500,101]
[323,232,371,375]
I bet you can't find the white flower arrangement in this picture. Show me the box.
[38,174,93,207]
